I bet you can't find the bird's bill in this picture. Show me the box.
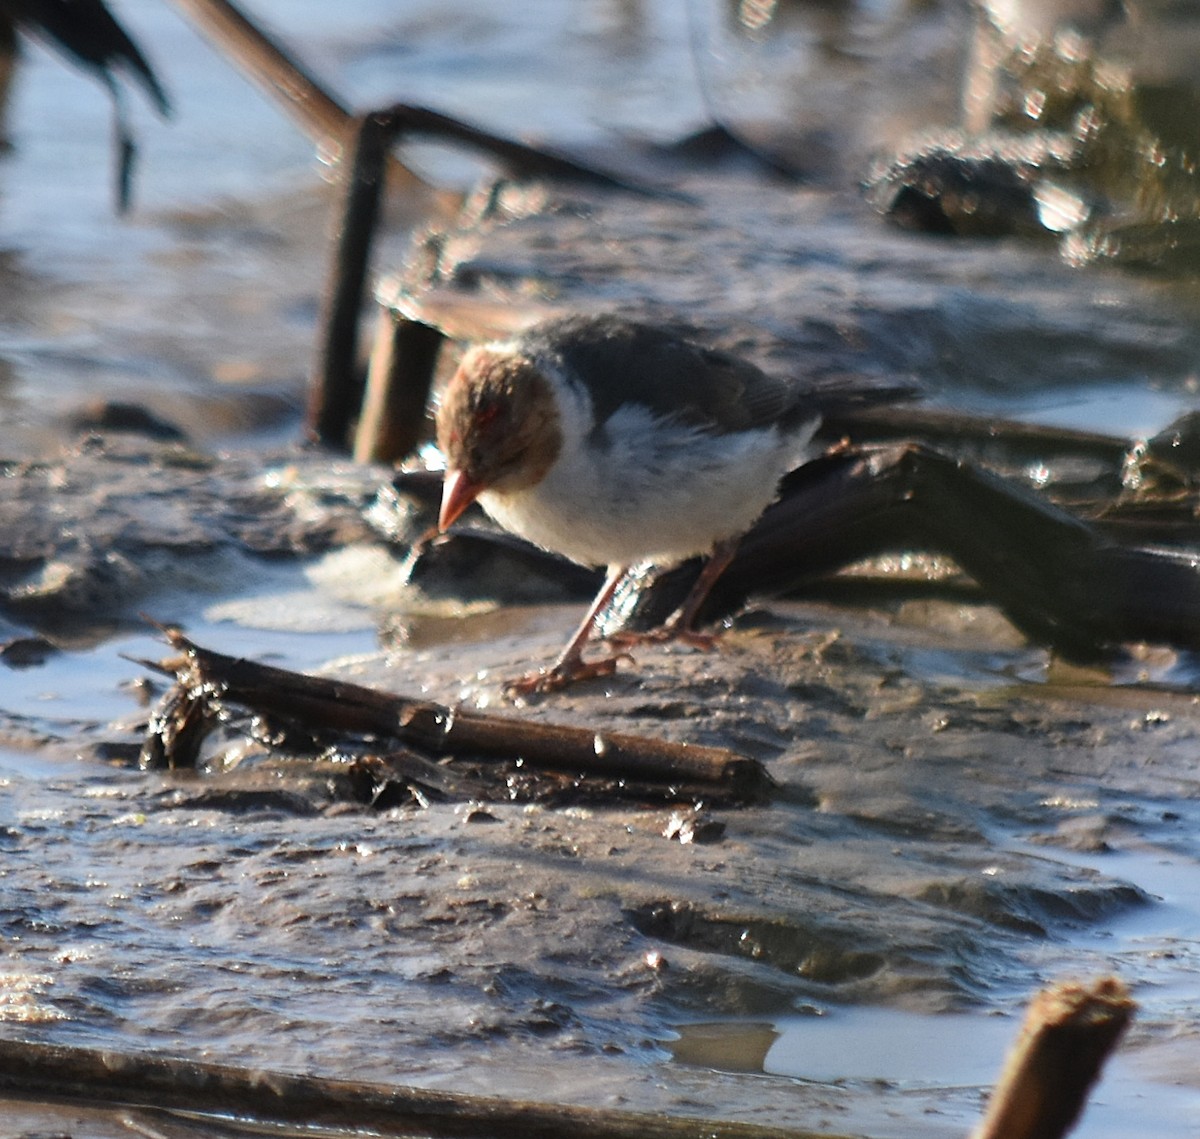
[438,468,485,532]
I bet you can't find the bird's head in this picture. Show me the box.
[435,345,563,531]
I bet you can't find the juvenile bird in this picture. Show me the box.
[435,313,823,695]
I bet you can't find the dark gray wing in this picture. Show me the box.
[521,314,799,435]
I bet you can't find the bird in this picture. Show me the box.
[0,0,172,211]
[1,0,171,118]
[434,312,827,695]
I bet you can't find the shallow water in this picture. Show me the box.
[2,3,1200,1137]
[675,1007,1200,1138]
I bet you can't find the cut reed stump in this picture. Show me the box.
[973,977,1135,1139]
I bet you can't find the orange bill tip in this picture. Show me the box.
[438,468,484,532]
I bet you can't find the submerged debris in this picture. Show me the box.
[0,1034,822,1139]
[0,980,1133,1139]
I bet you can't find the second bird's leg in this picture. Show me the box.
[608,538,740,650]
[504,564,636,696]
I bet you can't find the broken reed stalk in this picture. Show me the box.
[140,629,769,796]
[0,1036,841,1139]
[972,977,1135,1139]
[309,108,395,446]
[167,0,432,195]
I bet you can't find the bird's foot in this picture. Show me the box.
[503,651,635,698]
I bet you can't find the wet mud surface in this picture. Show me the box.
[0,437,377,626]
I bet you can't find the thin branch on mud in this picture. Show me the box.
[138,628,771,801]
[973,977,1135,1139]
[0,1036,841,1139]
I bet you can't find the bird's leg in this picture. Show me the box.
[662,538,739,642]
[609,538,739,650]
[504,565,636,697]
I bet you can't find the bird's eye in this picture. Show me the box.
[475,403,502,431]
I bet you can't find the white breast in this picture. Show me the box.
[480,384,818,569]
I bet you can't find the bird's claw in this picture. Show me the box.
[503,651,635,698]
